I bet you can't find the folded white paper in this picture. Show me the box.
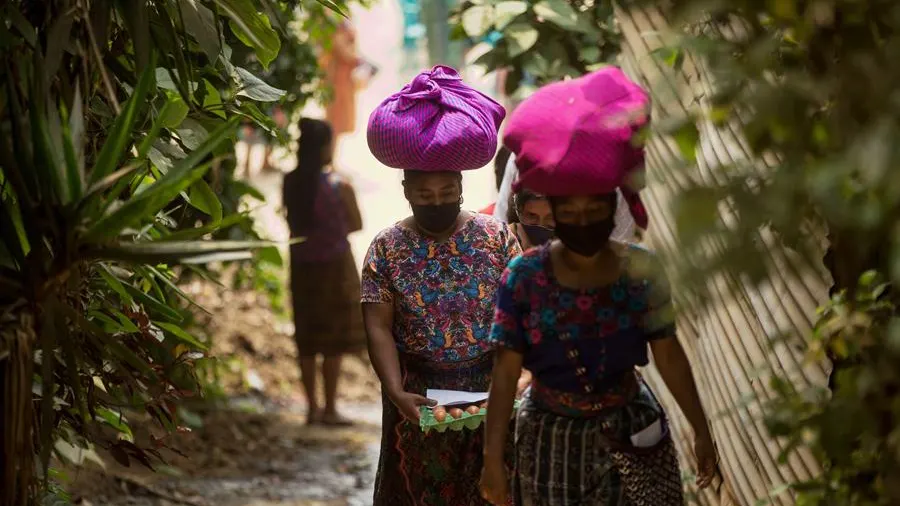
[630,419,664,448]
[426,389,489,408]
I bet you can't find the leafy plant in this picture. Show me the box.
[452,0,620,99]
[0,0,316,503]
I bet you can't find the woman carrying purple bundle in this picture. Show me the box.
[361,65,525,505]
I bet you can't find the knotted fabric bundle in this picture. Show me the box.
[504,66,650,228]
[367,65,506,172]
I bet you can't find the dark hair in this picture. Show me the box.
[494,146,512,192]
[284,118,333,235]
[510,189,547,223]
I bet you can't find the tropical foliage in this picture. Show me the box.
[638,0,900,504]
[0,0,343,503]
[453,0,620,99]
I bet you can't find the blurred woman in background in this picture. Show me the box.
[507,189,554,250]
[283,118,365,426]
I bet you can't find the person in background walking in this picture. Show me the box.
[283,118,366,426]
[480,67,717,506]
[322,20,360,142]
[362,65,525,505]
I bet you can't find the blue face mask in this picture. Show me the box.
[521,224,554,246]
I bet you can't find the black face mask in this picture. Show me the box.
[411,202,461,233]
[521,224,554,246]
[554,218,615,257]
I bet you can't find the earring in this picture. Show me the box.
[459,196,465,205]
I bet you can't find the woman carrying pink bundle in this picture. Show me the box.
[479,67,718,506]
[362,65,525,505]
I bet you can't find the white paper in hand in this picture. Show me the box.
[426,389,489,408]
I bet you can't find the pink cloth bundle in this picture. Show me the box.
[503,66,650,228]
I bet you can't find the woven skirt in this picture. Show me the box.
[514,383,683,506]
[289,249,367,356]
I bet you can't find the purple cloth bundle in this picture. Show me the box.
[367,65,506,172]
[504,66,650,228]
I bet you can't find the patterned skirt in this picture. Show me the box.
[514,383,683,506]
[373,353,515,506]
[289,249,367,356]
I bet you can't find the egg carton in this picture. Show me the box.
[419,400,522,434]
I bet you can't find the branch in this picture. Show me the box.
[84,8,122,115]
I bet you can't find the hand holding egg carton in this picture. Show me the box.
[418,389,521,433]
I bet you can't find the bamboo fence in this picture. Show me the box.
[614,3,832,505]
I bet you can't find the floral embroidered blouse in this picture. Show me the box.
[489,243,676,416]
[361,213,522,363]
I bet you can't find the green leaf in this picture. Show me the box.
[234,67,287,102]
[98,264,134,305]
[188,179,223,221]
[672,119,700,162]
[175,118,211,150]
[123,284,183,322]
[161,212,250,241]
[461,6,493,37]
[314,0,349,18]
[156,322,209,351]
[82,116,240,241]
[216,0,281,68]
[505,24,539,57]
[533,0,579,30]
[202,80,226,119]
[494,1,528,29]
[30,94,68,204]
[116,0,152,71]
[89,55,157,185]
[62,83,86,201]
[111,309,140,333]
[45,11,74,78]
[179,0,221,63]
[579,45,601,63]
[0,197,27,268]
[136,93,188,159]
[178,251,253,263]
[160,93,190,129]
[257,246,283,267]
[90,239,278,263]
[231,180,266,201]
[7,6,36,47]
[95,407,134,438]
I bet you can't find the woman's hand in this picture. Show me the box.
[515,369,532,399]
[693,430,717,489]
[388,390,436,422]
[479,459,509,505]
